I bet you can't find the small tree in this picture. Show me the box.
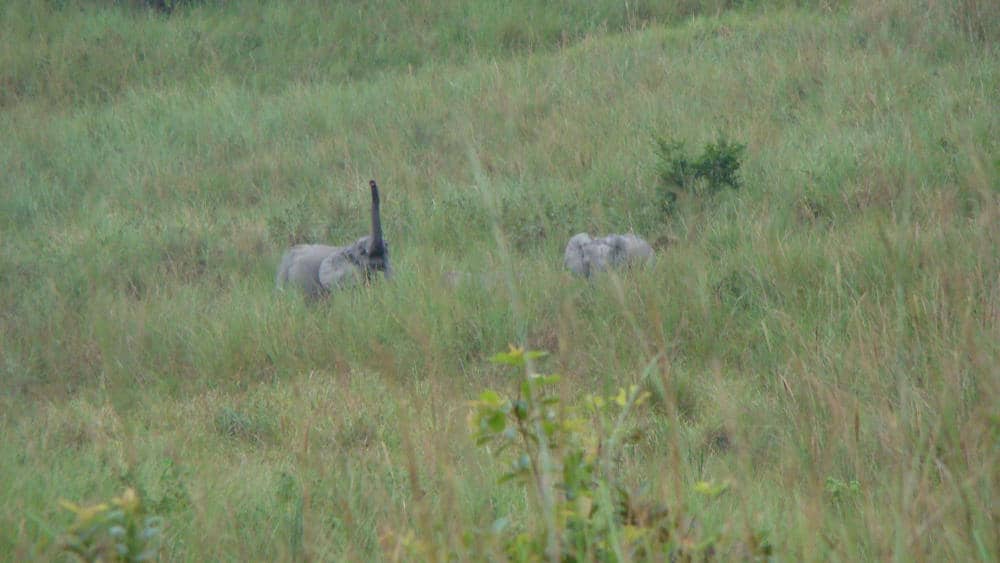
[655,135,746,215]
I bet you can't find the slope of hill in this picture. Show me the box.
[1,0,997,559]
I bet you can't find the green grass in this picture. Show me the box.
[1,0,998,560]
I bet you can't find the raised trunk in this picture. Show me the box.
[368,179,385,255]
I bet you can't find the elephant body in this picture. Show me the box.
[276,180,391,297]
[564,233,653,277]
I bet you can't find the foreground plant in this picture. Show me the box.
[466,346,740,561]
[58,487,163,562]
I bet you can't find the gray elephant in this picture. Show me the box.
[563,233,653,277]
[276,180,392,297]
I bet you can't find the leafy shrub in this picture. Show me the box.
[656,139,699,194]
[655,136,746,215]
[58,487,164,562]
[459,346,760,561]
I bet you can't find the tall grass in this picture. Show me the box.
[1,0,997,560]
[1,0,836,110]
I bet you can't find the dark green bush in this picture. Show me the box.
[655,136,746,215]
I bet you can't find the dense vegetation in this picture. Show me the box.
[1,0,997,560]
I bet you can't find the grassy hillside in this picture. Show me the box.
[1,0,998,560]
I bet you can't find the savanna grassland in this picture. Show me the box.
[1,0,998,560]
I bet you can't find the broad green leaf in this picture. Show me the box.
[693,480,730,498]
[487,411,507,433]
[536,374,561,386]
[477,390,504,407]
[541,420,559,437]
[520,380,533,402]
[490,345,526,367]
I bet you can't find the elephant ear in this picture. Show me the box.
[349,237,372,261]
[564,233,593,276]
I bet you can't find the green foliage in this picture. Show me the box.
[464,347,752,561]
[655,139,699,193]
[58,488,163,562]
[655,136,746,214]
